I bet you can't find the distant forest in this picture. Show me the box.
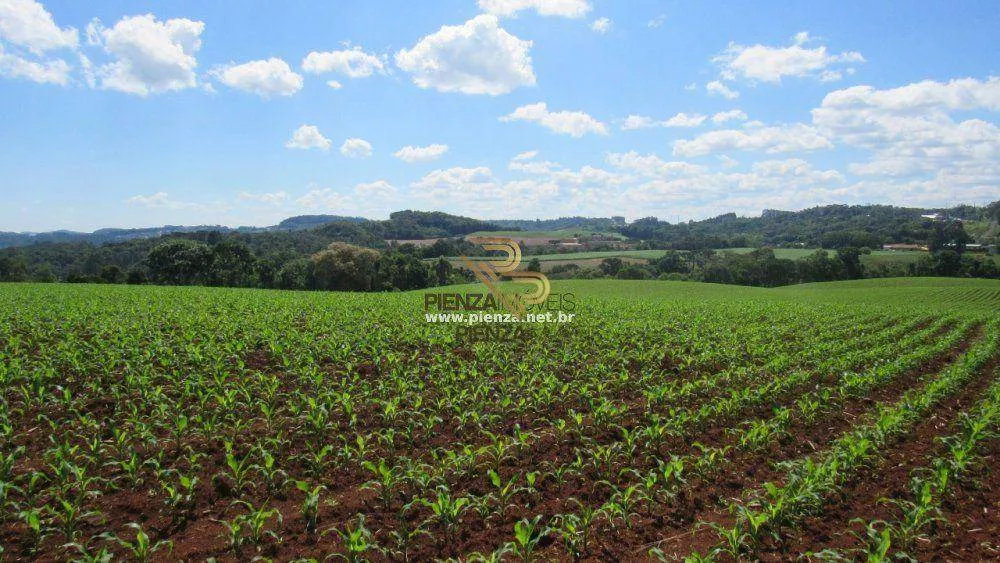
[1,202,997,290]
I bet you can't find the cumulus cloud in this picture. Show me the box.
[87,14,204,96]
[813,77,1000,194]
[706,80,739,99]
[354,180,397,198]
[501,102,607,137]
[0,0,77,86]
[326,79,342,89]
[394,143,449,163]
[285,125,331,150]
[211,57,303,97]
[606,151,706,177]
[648,15,667,28]
[340,137,373,158]
[478,0,591,18]
[673,123,832,157]
[508,151,559,174]
[0,44,70,84]
[295,188,352,210]
[711,109,748,124]
[664,112,707,127]
[621,112,706,130]
[411,166,495,193]
[0,0,77,54]
[621,115,656,131]
[590,17,612,34]
[394,15,535,95]
[713,31,864,83]
[302,46,385,78]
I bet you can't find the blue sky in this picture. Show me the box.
[1,0,999,232]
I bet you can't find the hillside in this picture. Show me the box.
[623,202,1000,249]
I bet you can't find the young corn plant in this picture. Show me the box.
[329,514,375,563]
[101,523,172,563]
[504,515,549,563]
[361,458,402,509]
[293,480,326,535]
[420,486,471,551]
[252,448,289,497]
[161,472,199,522]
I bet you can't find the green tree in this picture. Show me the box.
[311,242,380,291]
[836,247,864,279]
[100,265,124,284]
[0,253,28,282]
[146,239,214,285]
[434,257,453,286]
[210,239,255,287]
[599,257,624,277]
[928,220,972,253]
[655,251,686,274]
[277,258,313,290]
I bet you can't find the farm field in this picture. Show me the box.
[1,278,999,561]
[446,247,990,269]
[467,229,627,240]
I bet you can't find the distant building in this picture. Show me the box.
[882,243,927,251]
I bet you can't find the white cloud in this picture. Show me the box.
[711,109,748,124]
[394,15,535,95]
[621,114,657,131]
[713,32,864,83]
[0,0,77,54]
[340,137,373,158]
[326,79,342,89]
[0,44,70,84]
[302,46,385,78]
[706,80,739,99]
[354,180,397,198]
[673,123,832,157]
[621,112,707,130]
[508,151,558,174]
[620,156,846,212]
[394,143,449,163]
[819,69,842,82]
[813,77,1000,194]
[501,102,607,137]
[664,112,707,127]
[411,166,495,192]
[648,15,667,29]
[238,191,289,205]
[817,77,1000,113]
[211,57,303,97]
[285,125,331,150]
[295,188,353,210]
[478,0,591,18]
[590,17,612,34]
[606,151,706,177]
[717,155,740,169]
[87,15,204,96]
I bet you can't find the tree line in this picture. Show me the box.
[543,247,1000,286]
[0,237,472,291]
